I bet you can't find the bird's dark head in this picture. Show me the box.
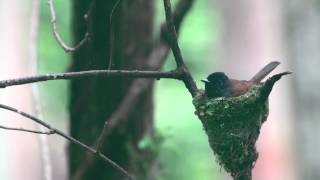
[201,72,231,98]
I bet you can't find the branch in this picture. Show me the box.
[172,0,194,31]
[108,0,122,70]
[0,104,135,180]
[95,79,151,150]
[163,0,184,68]
[0,125,55,135]
[163,0,198,97]
[0,70,182,88]
[72,78,153,180]
[47,0,90,52]
[160,0,194,38]
[72,45,170,180]
[72,0,195,178]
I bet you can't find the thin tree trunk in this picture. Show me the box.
[69,1,155,179]
[0,1,42,179]
[285,1,320,179]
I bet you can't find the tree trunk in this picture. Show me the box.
[285,1,320,179]
[0,1,42,179]
[69,0,155,179]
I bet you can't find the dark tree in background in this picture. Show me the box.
[0,0,294,179]
[69,0,156,179]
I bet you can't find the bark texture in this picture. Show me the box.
[69,0,155,179]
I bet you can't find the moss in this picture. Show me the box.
[193,72,290,179]
[193,85,269,179]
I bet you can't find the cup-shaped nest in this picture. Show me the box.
[193,72,290,179]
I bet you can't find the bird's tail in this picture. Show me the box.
[259,71,292,101]
[250,61,280,83]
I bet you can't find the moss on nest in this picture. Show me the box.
[193,72,289,179]
[193,85,269,179]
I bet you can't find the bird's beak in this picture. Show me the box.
[201,79,209,83]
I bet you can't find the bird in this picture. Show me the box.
[201,61,281,98]
[195,61,291,179]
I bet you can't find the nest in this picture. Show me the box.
[193,72,290,180]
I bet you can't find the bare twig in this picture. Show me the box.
[163,0,183,68]
[171,0,194,32]
[72,0,196,179]
[163,0,198,97]
[47,0,89,52]
[72,78,153,180]
[0,0,196,179]
[0,125,55,135]
[108,0,122,69]
[72,47,169,180]
[95,79,151,150]
[160,0,194,35]
[0,103,135,180]
[0,70,182,88]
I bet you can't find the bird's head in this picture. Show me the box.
[201,72,231,98]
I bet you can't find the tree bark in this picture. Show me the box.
[285,1,320,179]
[69,0,155,179]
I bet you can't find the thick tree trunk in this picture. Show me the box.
[69,1,155,179]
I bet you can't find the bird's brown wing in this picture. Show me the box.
[229,80,255,97]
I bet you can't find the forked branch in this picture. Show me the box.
[163,0,199,96]
[47,0,90,52]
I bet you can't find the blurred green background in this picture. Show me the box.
[38,0,221,179]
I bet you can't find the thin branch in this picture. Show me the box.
[108,0,122,69]
[163,0,198,97]
[0,104,135,180]
[163,0,184,68]
[72,48,169,180]
[160,0,194,36]
[0,125,55,135]
[0,70,182,88]
[172,0,194,32]
[47,0,90,52]
[95,79,151,150]
[72,0,196,178]
[72,79,153,180]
